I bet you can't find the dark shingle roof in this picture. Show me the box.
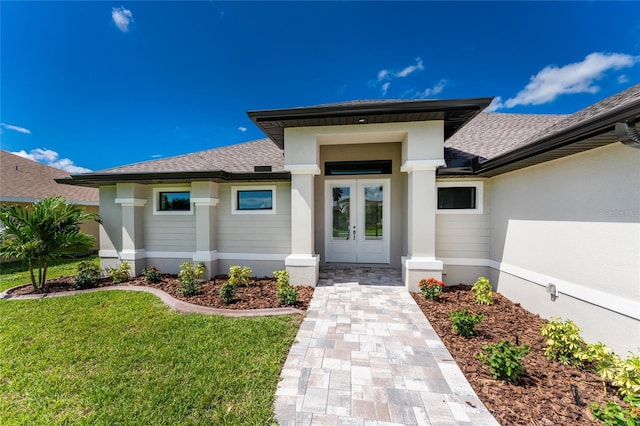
[445,112,568,161]
[98,138,283,174]
[0,150,98,203]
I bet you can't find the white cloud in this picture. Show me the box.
[618,74,629,84]
[375,58,426,96]
[381,82,390,96]
[484,96,504,112]
[415,79,449,98]
[1,122,31,134]
[238,126,247,132]
[12,149,92,173]
[112,6,134,32]
[395,58,424,78]
[503,52,639,109]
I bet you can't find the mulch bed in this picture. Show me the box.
[8,275,314,311]
[411,284,626,426]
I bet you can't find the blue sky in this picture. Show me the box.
[1,1,639,173]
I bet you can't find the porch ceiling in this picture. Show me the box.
[247,98,493,149]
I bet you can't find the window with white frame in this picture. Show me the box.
[153,187,193,215]
[232,185,276,214]
[436,181,483,214]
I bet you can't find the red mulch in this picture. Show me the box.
[8,275,314,311]
[411,284,626,426]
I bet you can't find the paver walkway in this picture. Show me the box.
[274,283,499,425]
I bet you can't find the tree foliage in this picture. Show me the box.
[0,196,101,292]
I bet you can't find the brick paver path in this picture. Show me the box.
[274,283,499,425]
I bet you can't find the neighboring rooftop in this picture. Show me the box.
[0,150,98,204]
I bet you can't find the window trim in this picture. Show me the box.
[231,185,276,215]
[436,181,484,214]
[153,187,193,215]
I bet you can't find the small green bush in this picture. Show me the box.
[273,270,290,291]
[178,262,205,296]
[476,339,530,383]
[471,276,494,305]
[107,261,131,284]
[450,308,484,337]
[278,287,299,306]
[73,260,101,289]
[581,342,620,396]
[229,266,252,287]
[219,282,236,304]
[540,317,585,366]
[142,265,162,283]
[612,353,640,399]
[590,395,640,426]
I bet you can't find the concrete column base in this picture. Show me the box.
[193,251,219,280]
[119,249,147,277]
[402,256,444,292]
[286,254,320,287]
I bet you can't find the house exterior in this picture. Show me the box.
[0,150,100,251]
[59,84,640,354]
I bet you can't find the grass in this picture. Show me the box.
[0,254,100,292]
[0,257,302,425]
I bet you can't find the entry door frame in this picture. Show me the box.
[324,178,391,264]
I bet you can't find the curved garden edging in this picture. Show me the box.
[0,285,304,317]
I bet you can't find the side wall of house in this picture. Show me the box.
[99,181,290,278]
[216,182,291,277]
[488,143,640,354]
[436,179,491,285]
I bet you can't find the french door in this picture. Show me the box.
[325,179,390,263]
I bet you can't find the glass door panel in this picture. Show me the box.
[331,186,350,240]
[363,184,383,240]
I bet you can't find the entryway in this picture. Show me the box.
[324,179,390,264]
[318,264,402,286]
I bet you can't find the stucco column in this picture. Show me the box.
[285,166,320,286]
[191,181,219,280]
[115,183,147,276]
[400,163,444,292]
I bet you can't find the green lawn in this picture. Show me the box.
[0,258,301,425]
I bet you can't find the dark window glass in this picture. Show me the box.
[438,187,476,209]
[237,190,273,210]
[325,160,392,176]
[159,192,191,211]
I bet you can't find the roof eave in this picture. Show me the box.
[248,97,493,149]
[55,170,291,188]
[474,97,640,177]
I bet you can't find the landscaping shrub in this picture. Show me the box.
[219,282,236,304]
[476,339,530,383]
[590,395,640,426]
[228,266,252,287]
[178,262,205,296]
[471,276,494,305]
[278,287,299,306]
[450,308,483,337]
[581,342,620,396]
[142,265,162,283]
[612,353,640,399]
[419,277,445,300]
[274,270,298,306]
[73,259,101,289]
[540,317,585,366]
[107,261,131,284]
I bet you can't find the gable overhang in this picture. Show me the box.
[55,170,291,188]
[468,97,640,178]
[247,98,494,149]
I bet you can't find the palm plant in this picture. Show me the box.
[0,196,101,292]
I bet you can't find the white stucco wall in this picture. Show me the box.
[488,143,640,353]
